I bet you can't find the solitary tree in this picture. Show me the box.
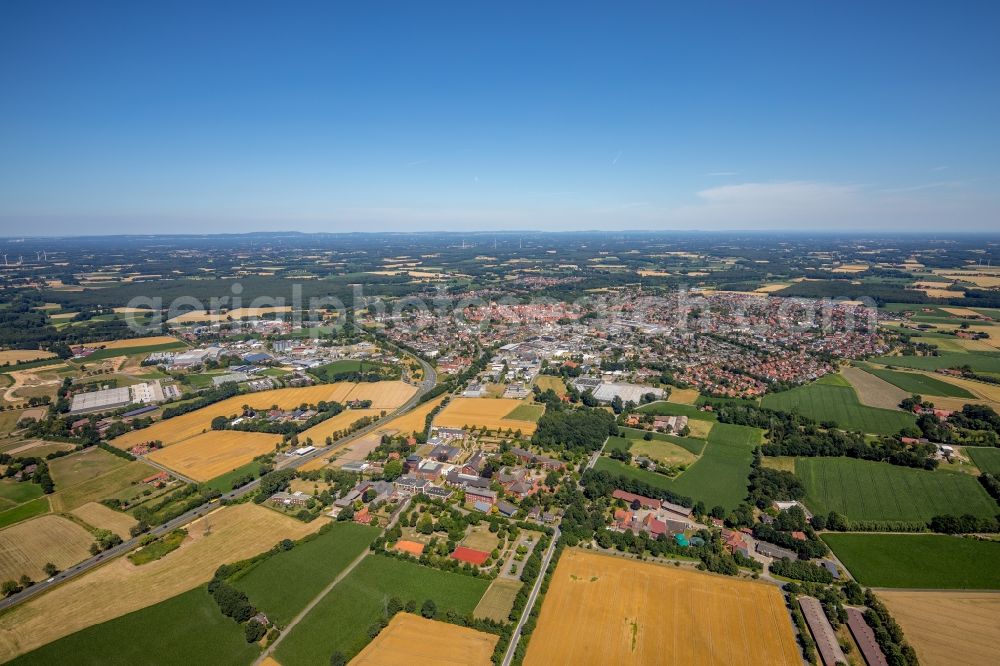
[420,598,437,619]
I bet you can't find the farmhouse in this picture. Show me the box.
[799,596,847,666]
[756,541,798,560]
[611,489,661,510]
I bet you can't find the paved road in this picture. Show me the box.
[0,355,437,612]
[501,526,560,666]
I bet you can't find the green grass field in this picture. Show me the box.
[797,457,997,523]
[636,401,716,421]
[231,523,379,625]
[504,403,545,421]
[203,461,263,493]
[275,555,489,665]
[0,496,49,529]
[617,428,706,455]
[823,533,1000,589]
[967,447,1000,476]
[0,480,43,508]
[857,364,975,398]
[79,342,187,362]
[8,586,260,666]
[760,382,916,434]
[870,352,1000,373]
[595,421,759,510]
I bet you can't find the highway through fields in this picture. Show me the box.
[0,356,436,612]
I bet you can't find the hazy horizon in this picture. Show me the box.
[2,1,998,235]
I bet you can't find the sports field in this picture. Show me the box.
[0,514,94,582]
[967,447,1000,475]
[148,430,280,481]
[797,457,996,523]
[8,586,259,666]
[823,533,1000,589]
[523,549,800,666]
[761,381,916,434]
[596,422,758,510]
[474,578,522,622]
[433,397,540,434]
[275,555,489,666]
[0,504,321,663]
[878,590,1000,666]
[351,612,498,666]
[857,365,975,398]
[71,501,138,538]
[231,522,378,625]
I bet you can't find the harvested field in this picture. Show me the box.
[148,430,280,481]
[166,306,292,323]
[48,450,158,512]
[350,613,497,666]
[110,383,358,448]
[524,549,800,666]
[858,364,976,398]
[534,375,567,397]
[878,590,1000,666]
[0,503,321,663]
[474,578,522,622]
[0,350,56,364]
[0,514,94,582]
[667,387,701,404]
[372,394,446,437]
[89,336,182,349]
[342,380,417,409]
[434,397,540,434]
[298,409,383,444]
[841,366,909,409]
[941,307,986,317]
[71,501,138,538]
[918,372,1000,403]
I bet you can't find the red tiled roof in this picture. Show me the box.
[450,546,490,565]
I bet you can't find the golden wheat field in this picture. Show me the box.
[0,514,94,583]
[434,397,539,434]
[71,501,138,539]
[111,383,358,448]
[523,549,800,666]
[666,388,701,405]
[89,336,183,349]
[349,613,498,666]
[374,394,447,437]
[165,306,292,323]
[147,430,281,481]
[0,504,322,663]
[342,380,417,409]
[0,350,57,364]
[298,408,384,444]
[879,590,1000,666]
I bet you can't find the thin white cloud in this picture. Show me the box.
[611,151,622,166]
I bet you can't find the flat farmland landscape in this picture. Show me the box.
[110,381,403,448]
[0,504,321,663]
[760,380,915,434]
[433,397,540,434]
[0,514,94,582]
[823,533,1000,589]
[796,457,997,523]
[350,612,498,666]
[878,590,1000,666]
[71,501,138,538]
[147,430,281,481]
[524,549,800,666]
[275,555,489,666]
[967,446,1000,475]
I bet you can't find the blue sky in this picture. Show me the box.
[1,1,998,234]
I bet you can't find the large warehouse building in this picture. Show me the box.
[69,380,169,415]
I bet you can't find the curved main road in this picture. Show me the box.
[0,354,436,612]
